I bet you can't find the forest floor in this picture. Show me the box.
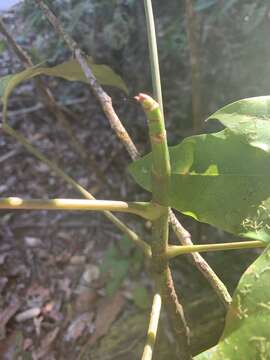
[0,5,262,360]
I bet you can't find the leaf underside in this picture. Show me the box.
[0,56,128,122]
[129,96,270,243]
[195,245,270,359]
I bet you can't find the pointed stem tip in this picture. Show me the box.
[135,93,159,112]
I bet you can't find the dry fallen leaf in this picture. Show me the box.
[89,290,125,345]
[74,288,98,314]
[64,313,93,342]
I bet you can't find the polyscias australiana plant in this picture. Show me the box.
[1,1,270,359]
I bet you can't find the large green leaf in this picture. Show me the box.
[0,56,128,122]
[129,96,270,242]
[195,245,270,359]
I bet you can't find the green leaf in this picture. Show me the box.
[132,286,151,310]
[195,245,270,359]
[0,56,128,123]
[129,96,270,242]
[100,244,130,297]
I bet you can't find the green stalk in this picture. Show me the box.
[144,0,163,115]
[142,293,162,360]
[135,94,170,205]
[144,0,231,311]
[137,94,192,360]
[0,197,160,220]
[167,240,265,259]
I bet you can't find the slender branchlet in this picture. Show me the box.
[34,0,139,161]
[141,293,162,360]
[167,240,265,258]
[143,0,163,116]
[0,197,161,220]
[169,211,232,308]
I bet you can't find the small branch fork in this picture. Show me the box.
[0,197,264,256]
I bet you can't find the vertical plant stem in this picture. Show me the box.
[141,293,162,360]
[143,0,163,116]
[185,0,202,131]
[137,94,192,359]
[144,0,231,309]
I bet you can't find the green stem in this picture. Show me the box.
[0,197,159,219]
[144,0,231,312]
[167,240,265,259]
[137,94,192,359]
[135,94,170,205]
[143,0,163,116]
[141,293,162,360]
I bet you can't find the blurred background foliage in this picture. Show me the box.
[19,0,270,141]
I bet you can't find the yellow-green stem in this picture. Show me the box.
[167,240,265,259]
[143,0,163,116]
[141,293,162,360]
[0,197,159,219]
[137,93,192,359]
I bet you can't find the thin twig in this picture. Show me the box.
[143,0,163,116]
[169,211,232,307]
[141,293,162,360]
[0,148,18,164]
[34,0,139,161]
[185,0,202,131]
[167,240,265,257]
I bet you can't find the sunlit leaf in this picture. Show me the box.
[195,245,270,359]
[129,96,270,243]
